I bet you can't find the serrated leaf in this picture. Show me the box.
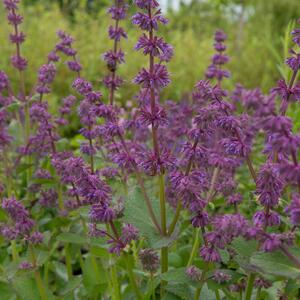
[231,237,258,272]
[160,268,190,284]
[250,250,300,279]
[123,187,177,249]
[13,275,40,300]
[199,283,215,300]
[166,283,193,300]
[232,237,257,258]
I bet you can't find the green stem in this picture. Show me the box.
[44,262,49,286]
[159,174,168,298]
[57,182,64,211]
[65,243,72,280]
[90,254,101,284]
[168,201,182,236]
[215,290,221,300]
[78,250,84,273]
[3,150,19,262]
[3,150,12,197]
[194,287,201,300]
[187,228,200,267]
[222,288,235,299]
[110,255,121,300]
[29,245,48,300]
[151,273,156,300]
[24,101,33,184]
[255,287,261,300]
[244,273,256,300]
[159,175,167,235]
[11,240,19,261]
[124,253,142,300]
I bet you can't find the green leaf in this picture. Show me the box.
[163,293,182,300]
[160,268,190,284]
[52,261,68,282]
[231,237,258,272]
[231,237,257,258]
[5,102,20,113]
[199,283,216,300]
[90,245,109,259]
[165,283,193,300]
[0,282,15,299]
[59,276,82,296]
[123,187,177,249]
[250,250,300,279]
[16,163,34,174]
[36,250,50,266]
[168,253,183,268]
[82,256,107,292]
[161,266,218,291]
[12,275,40,300]
[56,232,87,244]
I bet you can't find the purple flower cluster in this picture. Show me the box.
[103,0,128,105]
[132,0,173,176]
[205,30,230,84]
[1,197,43,244]
[4,0,28,72]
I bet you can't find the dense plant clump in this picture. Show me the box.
[0,0,300,299]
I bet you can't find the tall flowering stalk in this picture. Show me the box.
[132,0,173,293]
[103,0,128,105]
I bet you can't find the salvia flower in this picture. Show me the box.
[213,270,232,284]
[139,248,160,273]
[285,193,300,226]
[186,265,202,281]
[254,277,272,289]
[133,64,170,89]
[0,71,9,92]
[206,30,230,82]
[1,197,37,241]
[199,246,221,262]
[256,163,283,208]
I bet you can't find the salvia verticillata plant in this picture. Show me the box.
[0,0,300,299]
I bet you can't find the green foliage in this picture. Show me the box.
[123,186,178,249]
[250,250,300,279]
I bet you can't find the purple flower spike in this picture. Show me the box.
[0,71,9,92]
[200,246,221,262]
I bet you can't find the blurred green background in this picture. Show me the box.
[0,0,299,104]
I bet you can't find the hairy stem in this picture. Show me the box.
[244,273,255,300]
[255,287,261,300]
[29,245,48,300]
[187,228,200,267]
[159,174,168,297]
[123,252,142,300]
[65,243,73,280]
